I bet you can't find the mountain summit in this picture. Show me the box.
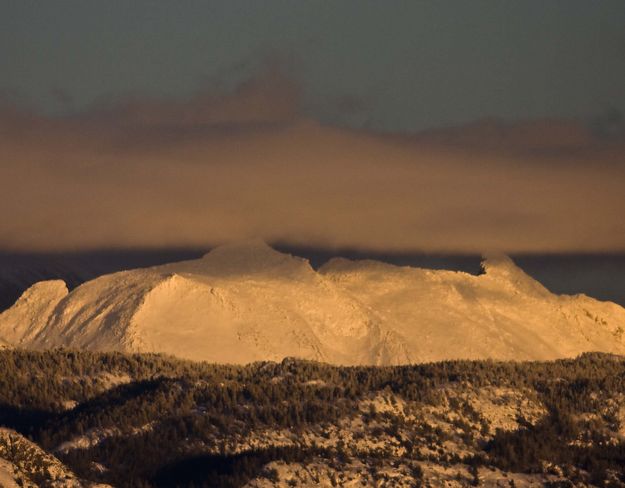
[1,242,624,364]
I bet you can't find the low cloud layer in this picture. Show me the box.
[2,70,624,253]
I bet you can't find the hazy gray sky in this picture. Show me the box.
[2,1,625,130]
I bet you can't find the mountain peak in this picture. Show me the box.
[480,253,518,274]
[198,239,312,277]
[201,238,272,259]
[480,253,549,296]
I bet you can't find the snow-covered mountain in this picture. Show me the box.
[1,241,624,364]
[320,254,625,362]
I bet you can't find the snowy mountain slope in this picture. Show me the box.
[2,241,407,365]
[319,254,625,361]
[0,249,206,313]
[0,280,68,346]
[0,241,624,364]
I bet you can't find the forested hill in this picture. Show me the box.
[1,350,625,487]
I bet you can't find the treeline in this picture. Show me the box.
[3,349,625,410]
[0,350,624,486]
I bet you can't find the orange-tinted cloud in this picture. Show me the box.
[1,69,624,253]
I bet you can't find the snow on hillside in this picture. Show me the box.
[0,280,68,346]
[0,241,624,364]
[320,253,625,361]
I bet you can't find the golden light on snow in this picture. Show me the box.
[2,241,625,364]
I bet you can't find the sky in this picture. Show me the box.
[3,0,625,129]
[1,1,625,253]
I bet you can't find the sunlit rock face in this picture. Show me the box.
[0,428,97,487]
[1,241,624,365]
